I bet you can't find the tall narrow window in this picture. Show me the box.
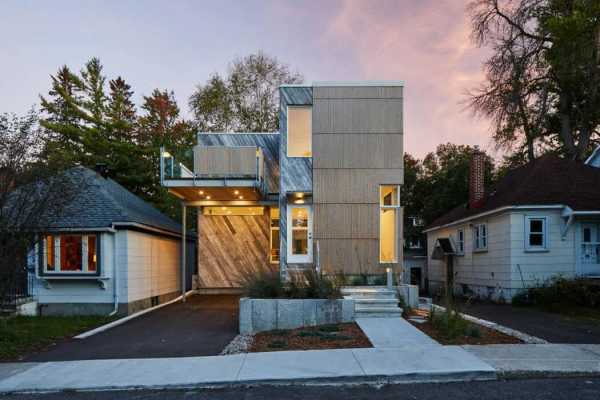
[457,229,465,254]
[473,223,487,251]
[525,216,547,251]
[380,185,400,263]
[46,235,55,271]
[270,208,280,264]
[287,106,312,157]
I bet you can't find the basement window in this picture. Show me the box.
[41,234,99,275]
[379,185,400,263]
[287,106,312,157]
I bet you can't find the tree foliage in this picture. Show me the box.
[189,51,303,132]
[468,0,600,161]
[402,144,495,247]
[39,58,195,216]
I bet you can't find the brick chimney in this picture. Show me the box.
[469,146,485,209]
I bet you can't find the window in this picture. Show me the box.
[525,216,547,251]
[380,185,400,263]
[456,228,465,254]
[287,106,312,157]
[270,208,280,264]
[473,223,487,251]
[42,234,99,274]
[203,206,264,216]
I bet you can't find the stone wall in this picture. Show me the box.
[239,298,355,334]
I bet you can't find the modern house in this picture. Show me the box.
[424,150,600,302]
[29,167,195,315]
[161,82,404,291]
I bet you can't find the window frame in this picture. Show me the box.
[524,216,548,252]
[39,233,101,276]
[473,223,488,252]
[286,106,312,158]
[379,185,400,263]
[269,208,280,264]
[456,228,465,255]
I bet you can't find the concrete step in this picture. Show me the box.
[355,306,402,315]
[353,298,399,306]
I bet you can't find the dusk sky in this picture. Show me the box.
[1,0,494,158]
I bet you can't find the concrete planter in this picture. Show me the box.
[239,297,355,334]
[397,284,419,309]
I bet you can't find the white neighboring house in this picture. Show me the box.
[424,148,600,302]
[29,167,195,315]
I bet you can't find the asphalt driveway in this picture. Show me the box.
[24,294,240,362]
[449,299,600,344]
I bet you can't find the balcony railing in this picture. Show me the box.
[160,145,268,197]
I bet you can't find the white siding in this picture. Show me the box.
[427,213,512,300]
[509,210,577,287]
[124,230,180,303]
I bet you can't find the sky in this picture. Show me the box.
[1,0,495,158]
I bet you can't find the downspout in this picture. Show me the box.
[109,232,119,316]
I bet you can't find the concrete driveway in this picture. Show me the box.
[24,294,240,362]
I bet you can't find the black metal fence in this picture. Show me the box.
[0,270,32,309]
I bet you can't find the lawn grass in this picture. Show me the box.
[0,315,116,361]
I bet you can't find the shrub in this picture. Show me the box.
[514,277,600,311]
[240,268,342,299]
[428,307,471,340]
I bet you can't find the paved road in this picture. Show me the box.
[450,300,600,344]
[2,378,600,399]
[24,295,239,362]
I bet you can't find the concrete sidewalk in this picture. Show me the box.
[0,346,495,393]
[464,344,600,376]
[356,317,439,348]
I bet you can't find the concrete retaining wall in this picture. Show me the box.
[239,298,355,334]
[398,284,419,309]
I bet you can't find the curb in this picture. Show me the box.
[432,304,548,344]
[74,290,196,339]
[0,370,497,395]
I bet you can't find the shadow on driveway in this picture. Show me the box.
[447,299,600,344]
[24,295,240,362]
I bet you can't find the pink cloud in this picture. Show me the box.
[322,0,496,159]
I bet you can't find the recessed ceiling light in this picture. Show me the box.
[239,195,244,200]
[295,193,304,198]
[234,190,239,195]
[199,190,204,195]
[221,206,227,210]
[206,195,211,200]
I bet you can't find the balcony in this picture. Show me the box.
[160,145,268,202]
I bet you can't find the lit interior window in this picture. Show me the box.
[270,208,280,263]
[380,185,400,263]
[287,106,312,157]
[203,206,264,216]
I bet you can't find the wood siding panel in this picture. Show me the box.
[313,169,403,204]
[313,99,403,134]
[314,204,377,240]
[313,134,403,169]
[318,238,398,274]
[198,212,274,288]
[313,86,403,99]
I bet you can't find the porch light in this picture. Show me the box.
[295,193,304,199]
[162,151,172,158]
[294,199,305,204]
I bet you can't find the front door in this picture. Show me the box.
[287,205,313,264]
[581,223,600,276]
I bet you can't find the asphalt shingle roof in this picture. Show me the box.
[46,167,182,234]
[427,155,600,230]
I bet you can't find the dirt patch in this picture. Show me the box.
[250,323,372,352]
[406,310,522,345]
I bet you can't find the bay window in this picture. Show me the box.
[42,234,99,275]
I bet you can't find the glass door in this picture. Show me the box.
[287,205,313,263]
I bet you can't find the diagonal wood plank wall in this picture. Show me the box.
[197,212,274,288]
